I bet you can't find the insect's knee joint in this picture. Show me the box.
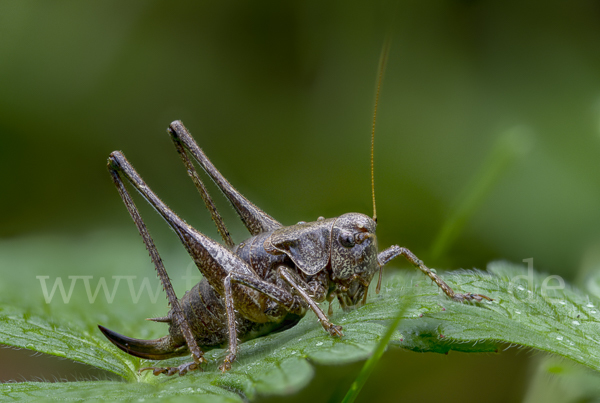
[107,151,125,169]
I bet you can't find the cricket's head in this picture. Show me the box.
[329,212,379,308]
[327,38,389,309]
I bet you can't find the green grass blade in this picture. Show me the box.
[430,127,534,259]
[342,293,413,403]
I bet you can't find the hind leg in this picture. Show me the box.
[107,151,281,374]
[168,120,282,236]
[107,153,205,369]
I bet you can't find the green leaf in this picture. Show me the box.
[1,234,600,401]
[0,380,242,403]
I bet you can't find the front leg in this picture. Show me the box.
[378,246,492,302]
[278,267,343,337]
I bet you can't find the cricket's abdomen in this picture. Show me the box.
[99,233,305,361]
[177,271,303,351]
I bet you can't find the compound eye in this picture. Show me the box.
[339,231,355,248]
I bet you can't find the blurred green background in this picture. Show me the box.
[2,0,600,401]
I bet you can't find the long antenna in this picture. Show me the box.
[371,36,391,223]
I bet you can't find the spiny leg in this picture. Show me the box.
[219,275,238,372]
[168,120,282,236]
[218,269,328,371]
[108,155,205,373]
[107,151,258,290]
[378,246,492,302]
[278,267,343,337]
[170,128,234,249]
[109,151,267,375]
